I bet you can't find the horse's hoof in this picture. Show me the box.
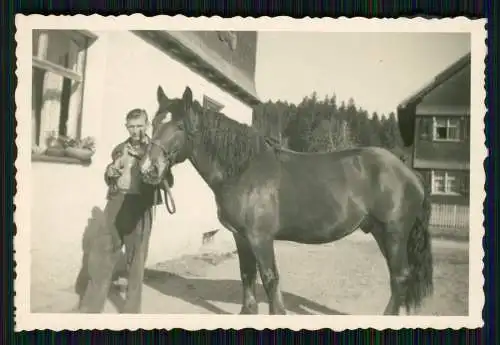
[239,306,258,315]
[239,309,254,315]
[66,304,82,313]
[121,304,141,314]
[270,307,287,315]
[121,309,141,314]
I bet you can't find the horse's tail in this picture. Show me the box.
[405,177,434,313]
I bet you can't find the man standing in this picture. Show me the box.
[76,108,173,313]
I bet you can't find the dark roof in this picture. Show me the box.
[396,52,471,147]
[397,52,471,110]
[132,30,260,106]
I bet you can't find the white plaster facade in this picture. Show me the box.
[31,31,255,295]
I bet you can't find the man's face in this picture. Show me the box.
[126,116,148,142]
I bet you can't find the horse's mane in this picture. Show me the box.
[191,100,269,179]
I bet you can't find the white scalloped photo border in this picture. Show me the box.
[13,14,487,331]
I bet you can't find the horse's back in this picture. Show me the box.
[219,145,425,242]
[273,146,398,177]
[362,146,424,193]
[256,145,423,196]
[275,145,425,221]
[354,146,426,222]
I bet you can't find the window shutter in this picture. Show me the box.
[461,172,469,196]
[419,118,432,140]
[462,117,470,141]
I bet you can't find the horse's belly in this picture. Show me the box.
[276,170,369,243]
[276,206,364,244]
[275,223,356,244]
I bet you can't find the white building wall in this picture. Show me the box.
[30,31,253,298]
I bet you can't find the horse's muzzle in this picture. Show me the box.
[141,164,162,185]
[141,157,172,186]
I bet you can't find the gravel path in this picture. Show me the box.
[32,234,469,316]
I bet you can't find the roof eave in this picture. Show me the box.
[397,52,471,111]
[396,52,471,147]
[132,30,261,107]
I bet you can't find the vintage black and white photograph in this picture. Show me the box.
[14,15,486,330]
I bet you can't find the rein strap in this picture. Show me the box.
[152,177,177,221]
[162,179,176,214]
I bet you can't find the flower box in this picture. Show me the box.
[65,147,94,161]
[39,132,97,164]
[45,147,66,157]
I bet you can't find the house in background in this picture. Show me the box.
[30,29,260,310]
[397,52,471,231]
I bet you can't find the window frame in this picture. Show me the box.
[431,169,467,196]
[432,116,461,142]
[31,29,96,165]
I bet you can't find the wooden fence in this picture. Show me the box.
[429,203,470,230]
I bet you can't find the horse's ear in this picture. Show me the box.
[182,86,193,110]
[157,85,169,105]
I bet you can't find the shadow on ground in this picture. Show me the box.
[72,206,128,309]
[142,268,346,315]
[73,206,104,300]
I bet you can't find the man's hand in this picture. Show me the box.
[126,143,146,159]
[106,164,122,179]
[127,147,141,159]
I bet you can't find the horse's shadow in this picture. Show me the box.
[72,207,345,315]
[143,268,346,315]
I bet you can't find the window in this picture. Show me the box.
[433,116,460,141]
[203,95,225,113]
[32,29,94,156]
[431,170,468,196]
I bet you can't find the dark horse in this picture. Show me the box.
[139,85,434,315]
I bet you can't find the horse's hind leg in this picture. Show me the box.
[369,220,411,315]
[248,234,286,315]
[233,233,259,314]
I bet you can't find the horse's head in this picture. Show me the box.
[140,85,196,185]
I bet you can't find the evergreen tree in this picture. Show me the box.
[253,92,406,154]
[346,98,359,145]
[356,109,372,147]
[307,118,355,152]
[388,111,404,148]
[370,112,382,147]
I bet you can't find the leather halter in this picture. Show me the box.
[148,114,197,215]
[147,140,176,214]
[150,140,169,157]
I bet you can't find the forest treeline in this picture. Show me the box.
[252,91,409,161]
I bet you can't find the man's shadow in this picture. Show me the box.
[73,206,127,312]
[143,268,346,315]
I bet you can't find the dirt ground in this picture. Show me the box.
[32,232,469,316]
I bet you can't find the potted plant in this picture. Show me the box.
[64,136,96,161]
[31,144,46,156]
[44,131,66,157]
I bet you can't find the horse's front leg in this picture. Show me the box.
[233,234,259,314]
[248,234,286,315]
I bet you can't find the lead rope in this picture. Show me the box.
[153,188,158,221]
[162,178,176,214]
[152,177,176,220]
